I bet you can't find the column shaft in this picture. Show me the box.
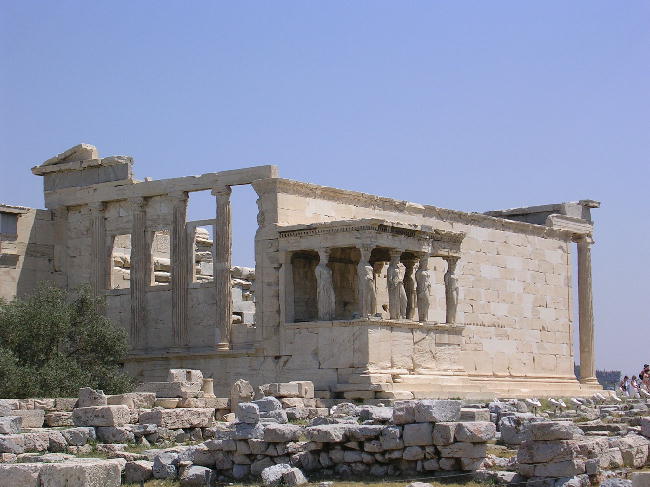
[130,197,147,349]
[577,236,597,383]
[213,186,233,349]
[170,192,189,346]
[89,202,107,295]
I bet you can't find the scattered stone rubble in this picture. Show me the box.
[1,371,649,486]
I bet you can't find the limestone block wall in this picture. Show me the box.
[0,206,60,301]
[252,179,576,383]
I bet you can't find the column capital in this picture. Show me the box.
[87,201,105,212]
[128,196,146,210]
[211,185,232,198]
[389,249,403,260]
[168,191,187,202]
[574,234,595,245]
[317,247,330,261]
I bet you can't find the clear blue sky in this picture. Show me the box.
[1,1,648,377]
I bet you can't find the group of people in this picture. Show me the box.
[619,364,650,398]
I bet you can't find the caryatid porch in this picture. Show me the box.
[276,219,473,396]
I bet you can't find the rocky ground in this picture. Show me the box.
[1,373,649,486]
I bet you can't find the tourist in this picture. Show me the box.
[640,364,650,391]
[630,376,641,398]
[620,376,630,397]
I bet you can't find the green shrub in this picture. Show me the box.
[0,283,134,398]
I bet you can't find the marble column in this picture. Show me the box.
[170,191,189,347]
[212,186,233,350]
[357,245,376,318]
[443,256,459,324]
[315,248,335,321]
[577,235,597,383]
[88,202,107,296]
[403,258,417,320]
[129,197,147,349]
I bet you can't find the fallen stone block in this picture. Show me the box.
[526,421,583,441]
[23,432,51,452]
[153,450,179,479]
[254,396,283,413]
[403,423,434,446]
[414,400,461,423]
[0,434,25,454]
[96,426,135,444]
[304,424,349,443]
[54,398,78,411]
[282,466,308,485]
[44,411,73,427]
[460,408,491,422]
[0,416,22,434]
[61,427,96,446]
[72,405,131,427]
[499,413,542,445]
[632,472,650,487]
[531,459,586,477]
[438,442,487,458]
[609,434,650,468]
[39,459,123,486]
[433,422,457,446]
[135,381,202,398]
[231,379,255,411]
[179,464,216,486]
[517,439,580,464]
[33,399,56,410]
[78,387,107,407]
[48,431,67,452]
[261,463,293,486]
[0,463,40,487]
[262,382,301,398]
[454,421,496,442]
[13,410,45,428]
[236,402,260,424]
[138,408,214,429]
[124,460,153,483]
[264,423,303,443]
[107,392,156,409]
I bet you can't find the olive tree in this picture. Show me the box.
[0,283,134,398]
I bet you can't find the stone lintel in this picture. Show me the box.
[42,165,278,208]
[545,214,594,236]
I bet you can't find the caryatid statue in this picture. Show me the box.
[357,246,376,318]
[315,248,336,321]
[444,257,459,324]
[415,254,432,323]
[387,250,407,319]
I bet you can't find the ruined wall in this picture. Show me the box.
[252,179,575,382]
[0,206,60,301]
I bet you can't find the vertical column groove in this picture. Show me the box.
[88,202,106,296]
[577,235,597,383]
[170,192,189,347]
[129,197,147,349]
[213,186,233,349]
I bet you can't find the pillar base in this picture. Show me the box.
[579,376,599,385]
[216,342,231,351]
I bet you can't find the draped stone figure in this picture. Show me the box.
[357,246,376,318]
[315,248,335,321]
[415,255,432,323]
[358,262,376,318]
[387,251,407,319]
[404,259,417,320]
[444,257,459,324]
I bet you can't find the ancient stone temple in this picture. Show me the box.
[0,144,602,398]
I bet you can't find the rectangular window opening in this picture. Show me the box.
[110,234,131,289]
